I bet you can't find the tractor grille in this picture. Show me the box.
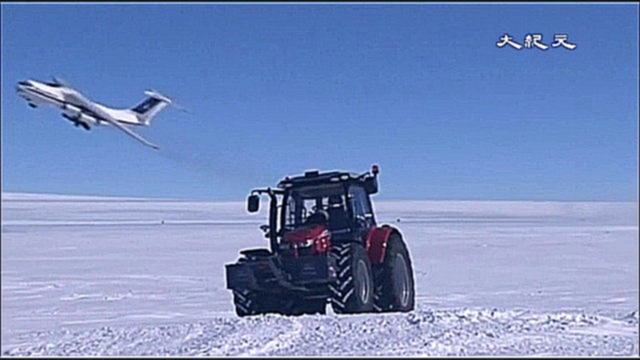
[282,255,329,283]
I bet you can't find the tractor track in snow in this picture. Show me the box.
[3,308,638,356]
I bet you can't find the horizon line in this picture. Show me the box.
[1,191,637,204]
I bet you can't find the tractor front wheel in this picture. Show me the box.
[232,289,282,317]
[329,243,374,314]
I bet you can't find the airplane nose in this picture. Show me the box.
[16,81,32,92]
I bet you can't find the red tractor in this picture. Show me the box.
[225,165,415,316]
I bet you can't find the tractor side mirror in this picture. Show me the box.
[364,177,378,194]
[259,224,270,238]
[247,194,260,213]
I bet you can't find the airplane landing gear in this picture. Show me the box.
[73,121,90,131]
[81,122,90,131]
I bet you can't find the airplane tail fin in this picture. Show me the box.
[131,90,171,125]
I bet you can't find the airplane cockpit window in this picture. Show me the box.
[45,82,62,87]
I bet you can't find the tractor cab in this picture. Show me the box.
[247,165,380,255]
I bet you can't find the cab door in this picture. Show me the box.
[348,185,376,243]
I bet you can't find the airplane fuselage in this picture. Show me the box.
[16,80,144,129]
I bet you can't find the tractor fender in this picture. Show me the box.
[365,225,401,265]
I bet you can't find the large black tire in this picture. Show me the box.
[373,233,415,312]
[232,289,281,317]
[329,243,374,314]
[234,290,326,317]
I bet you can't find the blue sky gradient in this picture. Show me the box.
[2,3,638,201]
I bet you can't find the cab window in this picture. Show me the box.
[348,186,373,221]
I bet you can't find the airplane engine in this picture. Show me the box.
[77,113,96,125]
[62,104,96,127]
[62,104,82,118]
[61,104,95,130]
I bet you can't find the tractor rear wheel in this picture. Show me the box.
[373,233,415,312]
[329,243,374,314]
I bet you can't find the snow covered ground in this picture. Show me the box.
[1,193,638,356]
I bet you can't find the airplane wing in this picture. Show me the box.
[66,92,160,150]
[99,115,160,150]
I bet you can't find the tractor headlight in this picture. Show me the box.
[299,239,315,248]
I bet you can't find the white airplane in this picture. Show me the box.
[16,77,171,150]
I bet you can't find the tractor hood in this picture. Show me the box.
[283,225,329,244]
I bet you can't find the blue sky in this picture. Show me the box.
[1,3,638,201]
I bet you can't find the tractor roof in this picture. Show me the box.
[277,170,366,190]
